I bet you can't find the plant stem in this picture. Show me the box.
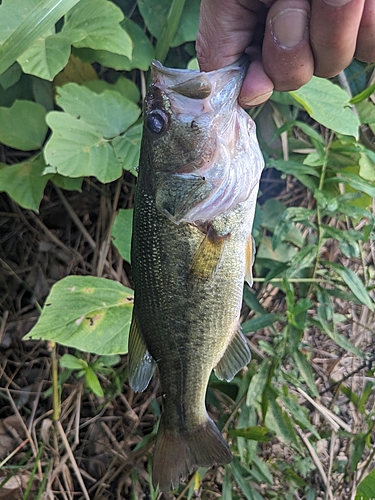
[155,0,186,63]
[50,341,60,421]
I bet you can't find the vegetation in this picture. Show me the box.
[0,0,374,498]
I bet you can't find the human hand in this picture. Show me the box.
[196,0,375,107]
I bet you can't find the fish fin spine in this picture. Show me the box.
[245,234,256,287]
[152,416,232,491]
[214,327,251,382]
[128,312,155,392]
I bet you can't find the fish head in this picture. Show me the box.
[142,57,264,224]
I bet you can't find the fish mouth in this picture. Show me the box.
[150,55,250,102]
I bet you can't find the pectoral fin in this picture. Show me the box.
[128,313,155,392]
[189,226,228,282]
[214,328,251,382]
[245,235,256,287]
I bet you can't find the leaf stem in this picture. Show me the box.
[155,0,187,63]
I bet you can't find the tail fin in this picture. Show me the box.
[152,417,232,491]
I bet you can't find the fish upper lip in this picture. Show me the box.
[151,55,250,79]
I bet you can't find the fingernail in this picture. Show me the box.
[239,91,273,108]
[270,8,308,49]
[323,0,352,7]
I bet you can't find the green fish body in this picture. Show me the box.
[128,57,264,491]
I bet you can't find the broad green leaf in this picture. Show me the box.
[290,77,360,138]
[0,0,80,76]
[0,155,51,211]
[76,17,154,72]
[24,276,134,355]
[0,63,22,90]
[51,174,83,191]
[228,426,275,442]
[85,366,104,397]
[53,53,98,87]
[0,100,47,150]
[63,0,132,58]
[112,122,143,174]
[85,77,140,103]
[18,32,72,81]
[325,261,374,311]
[59,354,87,370]
[112,209,133,263]
[359,152,375,182]
[355,468,375,500]
[44,84,140,183]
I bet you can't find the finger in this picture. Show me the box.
[239,60,274,107]
[262,0,315,91]
[196,0,260,71]
[356,0,375,62]
[310,0,366,77]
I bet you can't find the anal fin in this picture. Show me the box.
[128,312,155,392]
[189,226,228,282]
[245,234,256,287]
[214,328,251,382]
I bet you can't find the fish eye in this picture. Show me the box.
[146,110,168,135]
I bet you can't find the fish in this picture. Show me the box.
[128,56,264,491]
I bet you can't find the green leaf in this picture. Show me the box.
[63,0,132,58]
[228,426,275,442]
[76,17,155,72]
[359,152,375,182]
[113,122,142,174]
[292,351,319,397]
[85,366,104,397]
[230,459,264,500]
[246,359,270,406]
[84,76,140,103]
[285,245,317,279]
[0,0,80,76]
[355,467,375,500]
[59,353,87,370]
[24,276,134,355]
[290,77,360,138]
[264,388,300,447]
[112,209,133,263]
[0,63,22,90]
[0,155,51,211]
[241,314,280,334]
[329,172,375,199]
[138,0,199,47]
[325,261,374,311]
[18,31,72,81]
[0,100,47,150]
[350,82,375,104]
[44,83,140,183]
[278,390,320,439]
[51,174,83,191]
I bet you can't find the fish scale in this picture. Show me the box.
[128,56,264,491]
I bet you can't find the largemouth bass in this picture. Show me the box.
[128,56,264,491]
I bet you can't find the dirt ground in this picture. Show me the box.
[0,172,374,499]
